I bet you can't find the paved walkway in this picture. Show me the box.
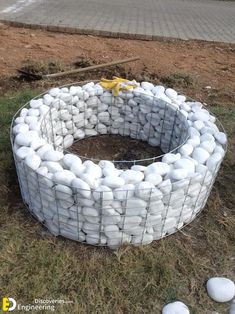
[0,0,235,43]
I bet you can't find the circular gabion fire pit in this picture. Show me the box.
[11,81,227,249]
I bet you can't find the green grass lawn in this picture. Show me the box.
[0,91,234,314]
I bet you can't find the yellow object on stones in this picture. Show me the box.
[100,77,138,96]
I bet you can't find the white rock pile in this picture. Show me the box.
[11,81,227,249]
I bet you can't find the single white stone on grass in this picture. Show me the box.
[71,178,91,198]
[206,277,235,302]
[53,170,76,186]
[214,131,227,145]
[162,301,190,314]
[25,154,41,170]
[162,153,181,164]
[192,147,210,164]
[120,170,144,184]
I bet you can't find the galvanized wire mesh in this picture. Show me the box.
[11,82,227,249]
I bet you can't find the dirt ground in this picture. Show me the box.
[0,24,235,105]
[68,135,163,168]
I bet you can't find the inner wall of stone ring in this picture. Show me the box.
[40,93,189,166]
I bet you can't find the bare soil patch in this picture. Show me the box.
[68,135,163,168]
[0,24,234,106]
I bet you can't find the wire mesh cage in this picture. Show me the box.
[11,81,227,249]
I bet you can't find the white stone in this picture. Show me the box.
[54,184,73,200]
[63,134,74,149]
[170,169,188,181]
[162,301,190,314]
[131,165,147,172]
[145,162,170,176]
[16,147,35,160]
[192,147,210,164]
[41,161,63,173]
[114,184,135,201]
[63,154,82,168]
[207,277,235,302]
[85,164,102,179]
[200,140,216,154]
[13,123,29,135]
[135,181,162,201]
[132,233,153,245]
[25,154,41,170]
[120,170,144,184]
[214,131,227,145]
[124,198,147,216]
[206,153,223,172]
[165,88,178,100]
[141,81,154,91]
[70,163,86,176]
[180,144,193,156]
[37,144,53,159]
[53,170,76,186]
[42,150,64,162]
[72,178,91,198]
[79,173,101,190]
[93,185,113,206]
[174,158,195,175]
[162,153,181,164]
[102,176,125,188]
[145,173,163,186]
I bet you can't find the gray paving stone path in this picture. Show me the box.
[0,0,235,43]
